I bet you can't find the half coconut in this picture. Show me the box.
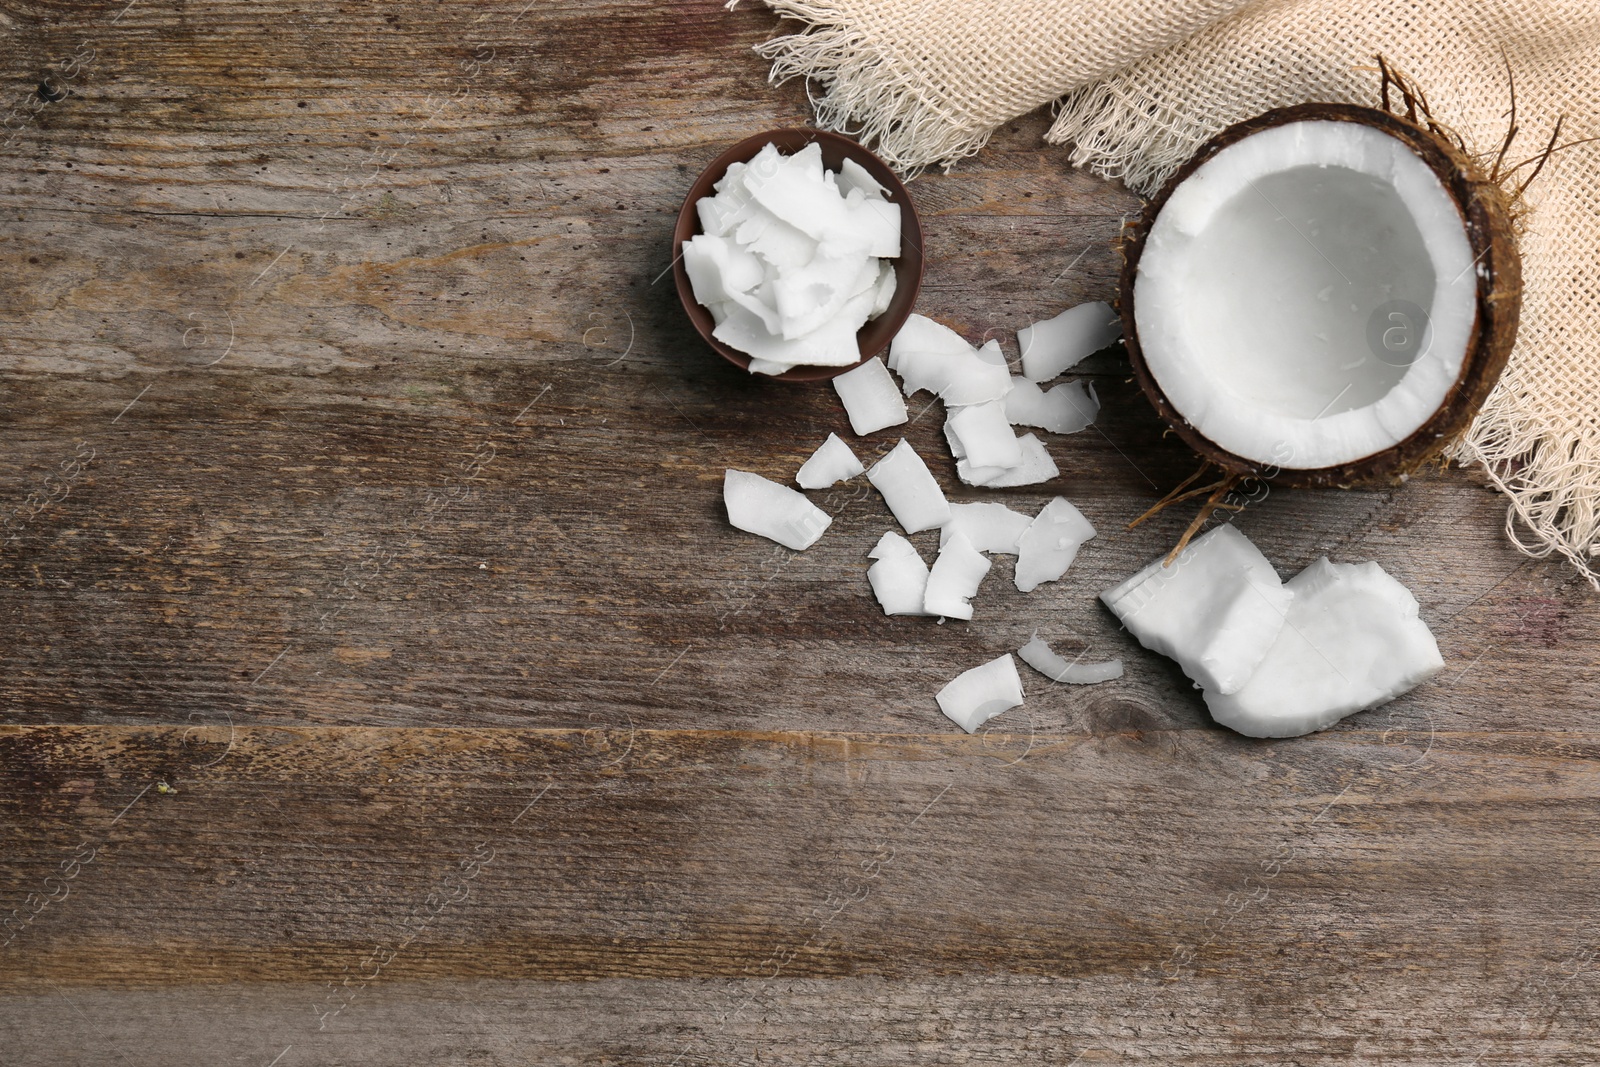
[1119,103,1521,487]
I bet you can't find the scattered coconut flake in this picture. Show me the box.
[1019,301,1122,382]
[866,530,933,616]
[943,417,967,460]
[923,530,992,620]
[1014,497,1096,592]
[1204,558,1444,737]
[1018,633,1123,684]
[796,433,865,489]
[833,356,908,436]
[888,315,1011,406]
[945,400,1022,469]
[938,502,1032,554]
[936,653,1024,733]
[724,469,832,550]
[1100,524,1290,695]
[1005,377,1100,434]
[866,439,951,534]
[887,313,972,373]
[956,433,1059,487]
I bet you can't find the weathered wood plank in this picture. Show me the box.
[3,0,1598,1062]
[2,723,1599,1063]
[3,971,1597,1067]
[0,350,1592,733]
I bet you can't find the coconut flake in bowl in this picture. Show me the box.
[673,129,924,382]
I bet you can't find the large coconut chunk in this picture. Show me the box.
[866,530,933,616]
[1204,558,1444,737]
[936,654,1024,733]
[945,400,1023,469]
[796,432,865,489]
[1018,633,1123,684]
[724,469,832,550]
[923,530,992,620]
[1101,524,1290,694]
[832,356,908,435]
[1005,377,1100,434]
[1019,302,1121,382]
[938,502,1032,555]
[1014,497,1096,592]
[866,439,951,533]
[956,433,1059,488]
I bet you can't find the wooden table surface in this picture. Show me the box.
[3,2,1598,1063]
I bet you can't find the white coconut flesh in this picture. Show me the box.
[866,530,933,616]
[1014,497,1096,593]
[1005,377,1099,434]
[795,432,864,490]
[1205,558,1445,738]
[723,469,832,550]
[1135,120,1478,469]
[687,142,900,375]
[1017,633,1123,685]
[1100,523,1444,736]
[936,653,1025,733]
[890,325,1011,406]
[945,400,1023,469]
[938,502,1032,555]
[924,529,992,620]
[955,433,1058,488]
[866,439,951,534]
[831,355,908,436]
[1101,524,1291,695]
[1019,301,1121,383]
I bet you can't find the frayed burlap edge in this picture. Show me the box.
[726,0,998,175]
[1452,410,1600,587]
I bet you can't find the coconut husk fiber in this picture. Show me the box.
[733,0,1600,587]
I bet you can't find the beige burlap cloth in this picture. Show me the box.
[736,0,1600,586]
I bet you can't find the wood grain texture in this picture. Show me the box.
[1,0,1597,1063]
[3,723,1600,1065]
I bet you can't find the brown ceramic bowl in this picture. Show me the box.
[672,128,924,383]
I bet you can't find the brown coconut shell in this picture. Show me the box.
[1117,103,1522,489]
